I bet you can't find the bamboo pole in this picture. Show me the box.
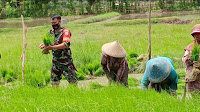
[148,0,151,60]
[21,15,27,85]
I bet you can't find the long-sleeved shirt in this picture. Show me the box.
[182,43,200,82]
[101,53,128,82]
[141,57,178,90]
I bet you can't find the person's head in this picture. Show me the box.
[51,14,61,30]
[191,24,200,43]
[101,41,127,58]
[146,58,171,83]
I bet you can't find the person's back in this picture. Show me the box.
[101,41,129,86]
[141,57,178,95]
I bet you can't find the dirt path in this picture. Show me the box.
[60,73,143,88]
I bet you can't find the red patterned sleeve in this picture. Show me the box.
[62,29,71,43]
[62,29,71,47]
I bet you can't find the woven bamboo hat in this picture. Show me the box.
[102,41,127,58]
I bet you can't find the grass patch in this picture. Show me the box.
[72,12,120,24]
[0,14,198,86]
[0,85,200,111]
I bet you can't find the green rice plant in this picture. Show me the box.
[1,85,200,111]
[76,68,87,80]
[129,52,139,58]
[42,33,54,54]
[190,43,200,61]
[94,67,104,76]
[42,33,53,46]
[85,62,101,75]
[25,70,45,88]
[127,53,139,72]
[80,66,90,75]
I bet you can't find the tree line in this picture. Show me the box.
[0,0,200,18]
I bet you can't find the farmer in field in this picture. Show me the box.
[101,41,129,86]
[39,15,78,87]
[141,57,178,95]
[182,24,200,92]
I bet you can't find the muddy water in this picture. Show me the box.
[0,19,50,28]
[0,15,91,29]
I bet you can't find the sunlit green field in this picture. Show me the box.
[0,12,199,111]
[0,85,200,112]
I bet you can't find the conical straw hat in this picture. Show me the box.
[102,41,127,58]
[146,58,171,83]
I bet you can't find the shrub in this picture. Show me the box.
[1,69,7,78]
[127,52,139,72]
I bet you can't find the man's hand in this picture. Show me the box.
[39,43,45,49]
[39,43,53,50]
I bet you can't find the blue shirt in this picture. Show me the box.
[141,57,178,90]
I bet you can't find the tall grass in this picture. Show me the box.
[0,85,199,111]
[0,13,198,86]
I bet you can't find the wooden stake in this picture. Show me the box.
[148,0,152,60]
[21,15,27,85]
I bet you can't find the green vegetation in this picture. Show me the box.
[190,43,200,61]
[1,9,200,112]
[1,0,200,18]
[42,33,53,46]
[0,85,200,111]
[73,12,120,24]
[0,13,196,86]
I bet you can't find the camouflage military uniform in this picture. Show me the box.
[50,27,78,85]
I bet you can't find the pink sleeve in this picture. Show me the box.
[182,50,190,63]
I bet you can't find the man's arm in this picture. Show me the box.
[45,43,67,50]
[39,43,67,50]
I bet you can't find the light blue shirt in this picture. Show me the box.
[141,57,178,90]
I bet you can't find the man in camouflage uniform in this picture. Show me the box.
[40,15,78,87]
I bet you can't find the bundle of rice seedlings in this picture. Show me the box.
[43,33,54,46]
[42,33,54,54]
[190,44,200,61]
